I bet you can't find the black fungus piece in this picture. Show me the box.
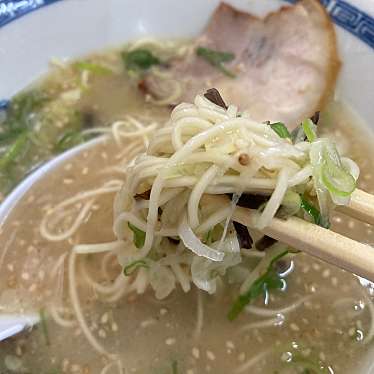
[226,193,269,209]
[255,235,277,251]
[233,221,253,249]
[81,110,96,129]
[204,88,228,109]
[310,111,320,125]
[168,237,180,245]
[134,190,151,200]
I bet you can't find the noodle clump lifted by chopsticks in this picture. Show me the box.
[108,89,359,300]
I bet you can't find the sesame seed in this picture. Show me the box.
[111,322,118,332]
[98,329,107,338]
[100,313,109,324]
[312,263,321,271]
[7,264,14,272]
[226,340,235,349]
[322,269,330,278]
[192,347,200,359]
[165,338,176,345]
[160,308,168,316]
[140,319,156,328]
[206,351,215,361]
[290,323,300,332]
[21,272,30,281]
[237,352,245,362]
[28,284,37,292]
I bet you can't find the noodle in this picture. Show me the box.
[193,289,204,340]
[68,252,115,358]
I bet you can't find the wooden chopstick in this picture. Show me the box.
[232,206,374,282]
[338,189,374,226]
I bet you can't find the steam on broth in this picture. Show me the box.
[0,5,374,374]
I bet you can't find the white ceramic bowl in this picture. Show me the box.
[0,0,374,370]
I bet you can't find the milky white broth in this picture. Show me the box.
[0,42,374,374]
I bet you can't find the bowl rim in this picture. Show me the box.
[0,0,373,50]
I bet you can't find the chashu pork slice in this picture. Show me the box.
[146,0,340,129]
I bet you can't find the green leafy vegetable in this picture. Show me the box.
[74,61,113,75]
[0,127,24,144]
[122,49,160,72]
[287,352,330,374]
[269,122,291,139]
[0,90,49,168]
[55,130,86,152]
[196,47,236,78]
[123,260,149,276]
[300,195,330,229]
[39,308,50,346]
[228,250,288,320]
[0,131,29,170]
[128,222,146,248]
[203,229,213,245]
[302,119,317,142]
[6,90,49,130]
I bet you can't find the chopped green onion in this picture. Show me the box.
[300,195,330,229]
[39,308,50,346]
[128,222,146,248]
[320,147,356,197]
[269,122,291,139]
[203,229,213,245]
[123,260,149,276]
[74,61,113,75]
[55,130,85,152]
[7,90,49,129]
[196,47,236,78]
[228,250,288,320]
[302,119,317,142]
[0,131,29,170]
[47,369,62,374]
[171,360,178,374]
[122,49,160,72]
[0,128,24,144]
